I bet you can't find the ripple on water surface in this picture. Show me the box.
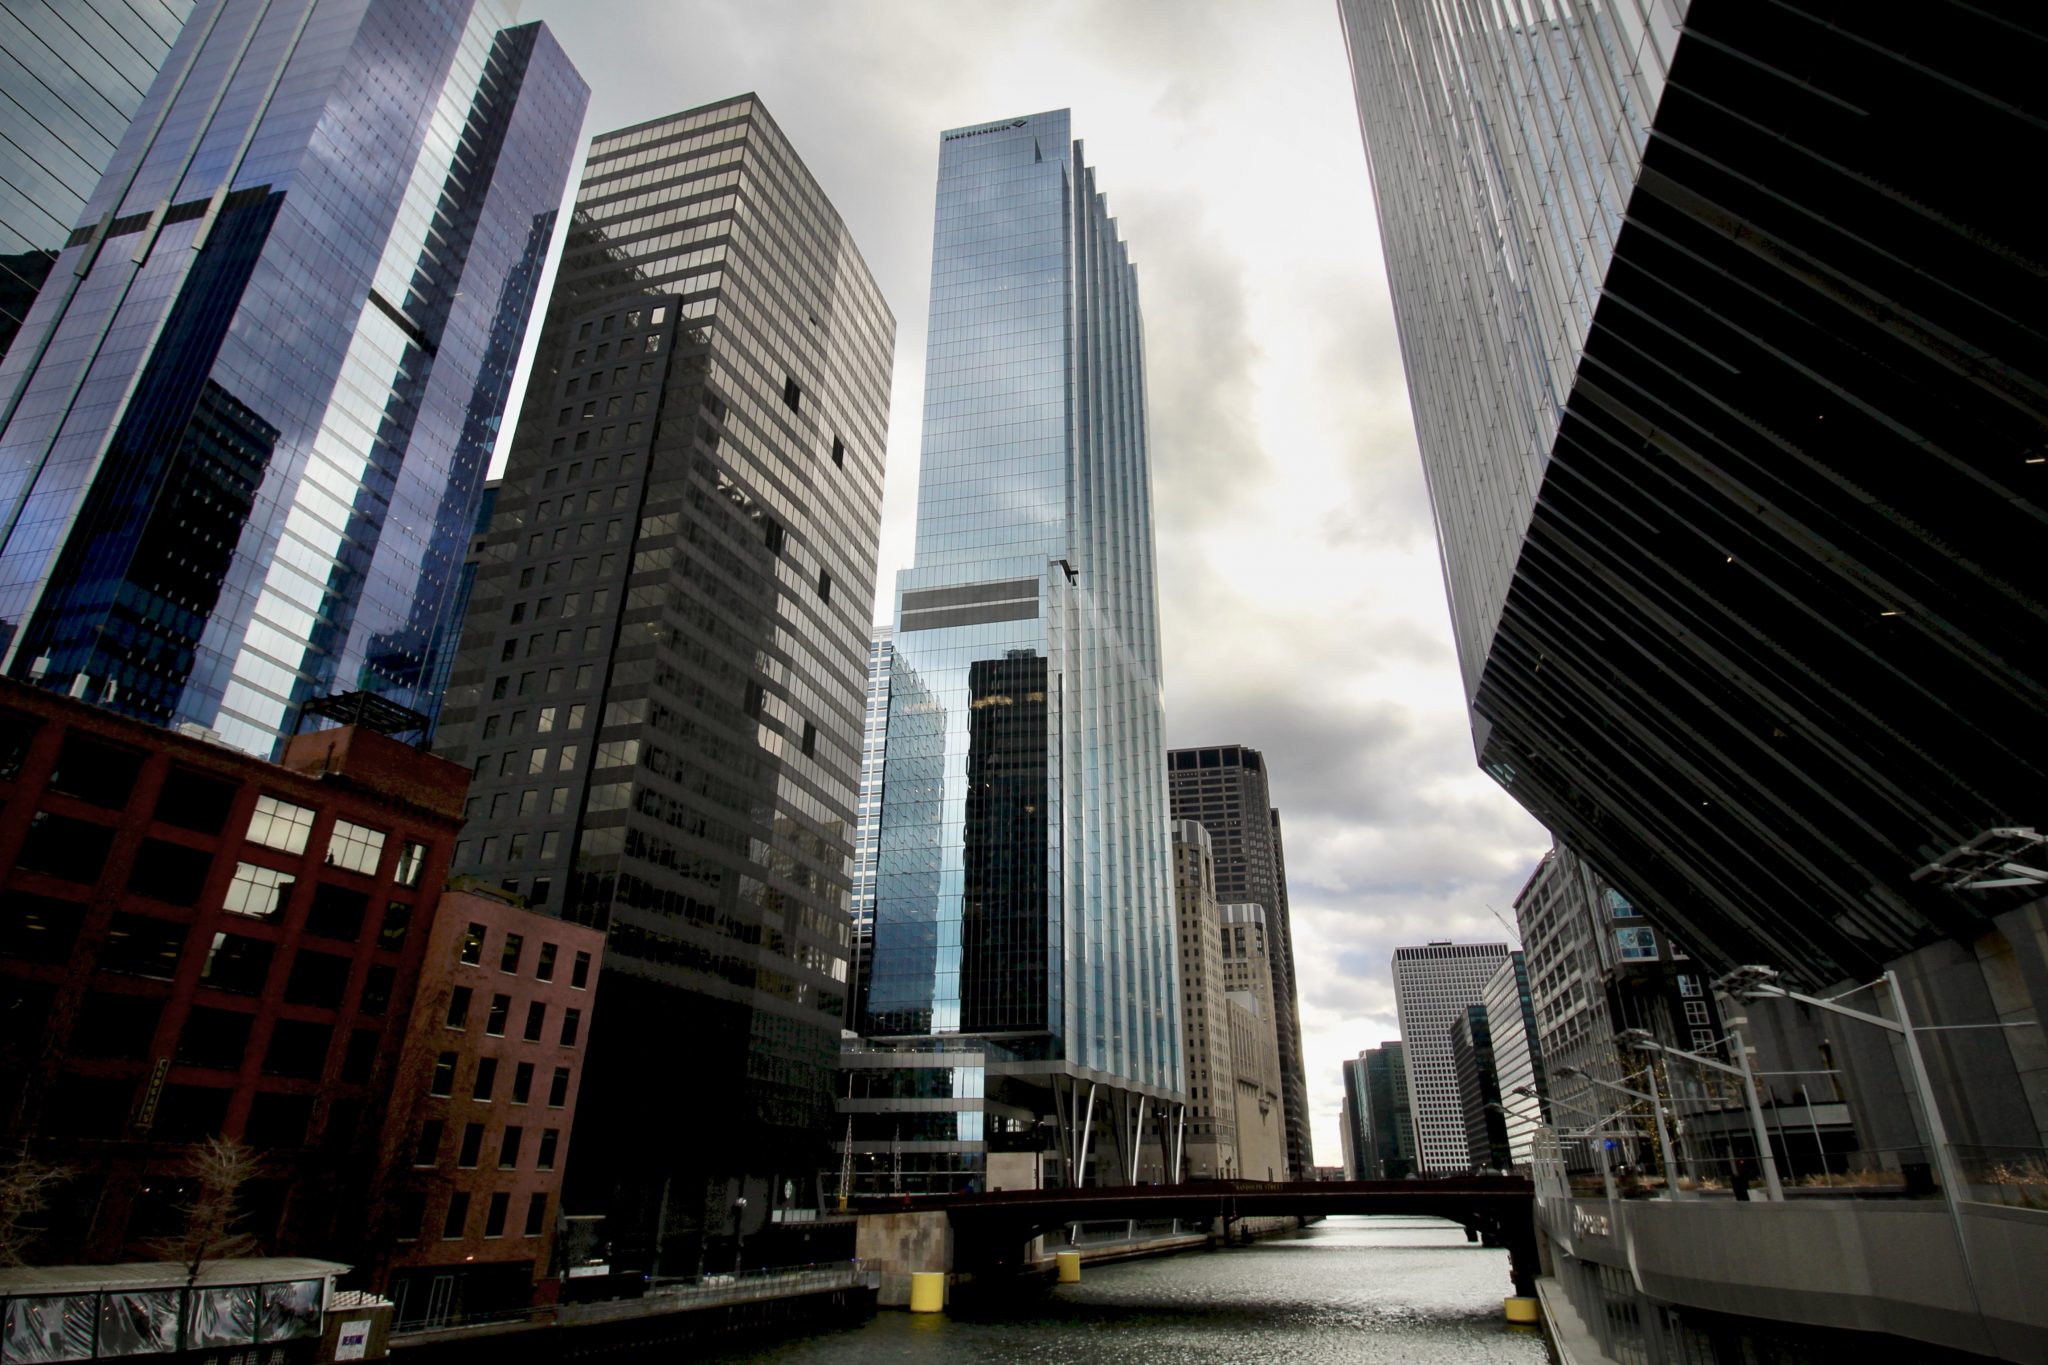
[700,1216,1548,1365]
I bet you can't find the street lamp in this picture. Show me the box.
[1618,1027,1783,1200]
[1553,1065,1687,1199]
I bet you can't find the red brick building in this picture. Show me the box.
[367,889,602,1326]
[0,681,466,1262]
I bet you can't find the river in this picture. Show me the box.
[690,1216,1547,1364]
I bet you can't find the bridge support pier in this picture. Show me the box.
[853,1210,953,1308]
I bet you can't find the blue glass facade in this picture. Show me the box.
[0,0,196,363]
[865,112,1176,1100]
[0,0,585,755]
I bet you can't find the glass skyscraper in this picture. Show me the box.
[857,110,1176,1189]
[434,95,895,1275]
[1339,2,2048,1001]
[846,623,890,1027]
[0,0,585,755]
[0,0,196,364]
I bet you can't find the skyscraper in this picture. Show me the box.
[846,624,891,1027]
[1167,744,1308,1178]
[0,0,584,756]
[1361,1042,1415,1179]
[1338,4,2048,990]
[1171,820,1239,1178]
[1449,1004,1509,1171]
[0,0,196,364]
[859,110,1175,1187]
[434,94,895,1275]
[1479,949,1546,1169]
[1391,941,1509,1172]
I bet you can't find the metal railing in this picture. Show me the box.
[391,1261,876,1338]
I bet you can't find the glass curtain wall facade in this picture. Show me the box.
[0,0,196,364]
[1363,1042,1415,1179]
[0,0,585,756]
[845,623,890,1026]
[1480,949,1547,1168]
[860,110,1175,1187]
[1343,0,2048,1004]
[434,95,895,1275]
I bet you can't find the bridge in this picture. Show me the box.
[850,1177,1538,1306]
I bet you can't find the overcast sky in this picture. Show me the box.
[514,0,1552,1167]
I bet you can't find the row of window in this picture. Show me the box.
[246,794,428,885]
[393,1188,548,1242]
[428,1052,572,1107]
[443,986,581,1046]
[455,923,591,986]
[412,1117,559,1172]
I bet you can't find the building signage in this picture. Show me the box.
[566,1264,610,1278]
[335,1320,372,1360]
[132,1057,171,1132]
[943,119,1029,142]
[1573,1208,1611,1239]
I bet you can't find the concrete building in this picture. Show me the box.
[1170,820,1237,1179]
[434,94,894,1277]
[856,110,1175,1193]
[1479,951,1546,1169]
[0,0,195,364]
[1219,902,1286,1182]
[0,0,586,752]
[1168,745,1307,1179]
[1449,1005,1508,1172]
[370,889,603,1329]
[0,678,464,1264]
[1391,942,1509,1172]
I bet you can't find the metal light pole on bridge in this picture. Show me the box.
[1551,1065,1688,1199]
[1617,1026,1782,1200]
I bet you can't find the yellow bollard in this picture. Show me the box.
[1056,1251,1082,1284]
[1504,1296,1540,1325]
[908,1272,946,1313]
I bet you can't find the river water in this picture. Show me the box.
[693,1216,1547,1364]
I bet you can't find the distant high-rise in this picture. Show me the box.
[435,94,895,1275]
[0,0,585,755]
[1361,1042,1415,1180]
[1479,950,1546,1169]
[1171,820,1238,1178]
[1450,1004,1509,1172]
[1391,942,1509,1172]
[1168,744,1308,1179]
[846,624,890,1027]
[858,110,1173,1189]
[0,0,196,363]
[1339,1053,1368,1179]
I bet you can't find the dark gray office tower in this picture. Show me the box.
[1168,744,1308,1179]
[1449,1005,1508,1172]
[435,95,894,1276]
[1341,1042,1414,1180]
[0,0,195,363]
[0,0,585,754]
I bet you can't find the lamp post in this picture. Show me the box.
[1618,1027,1782,1200]
[1553,1065,1687,1199]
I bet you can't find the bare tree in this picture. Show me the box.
[146,1137,264,1276]
[0,1145,73,1267]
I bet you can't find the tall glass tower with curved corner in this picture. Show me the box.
[855,110,1177,1192]
[0,0,585,755]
